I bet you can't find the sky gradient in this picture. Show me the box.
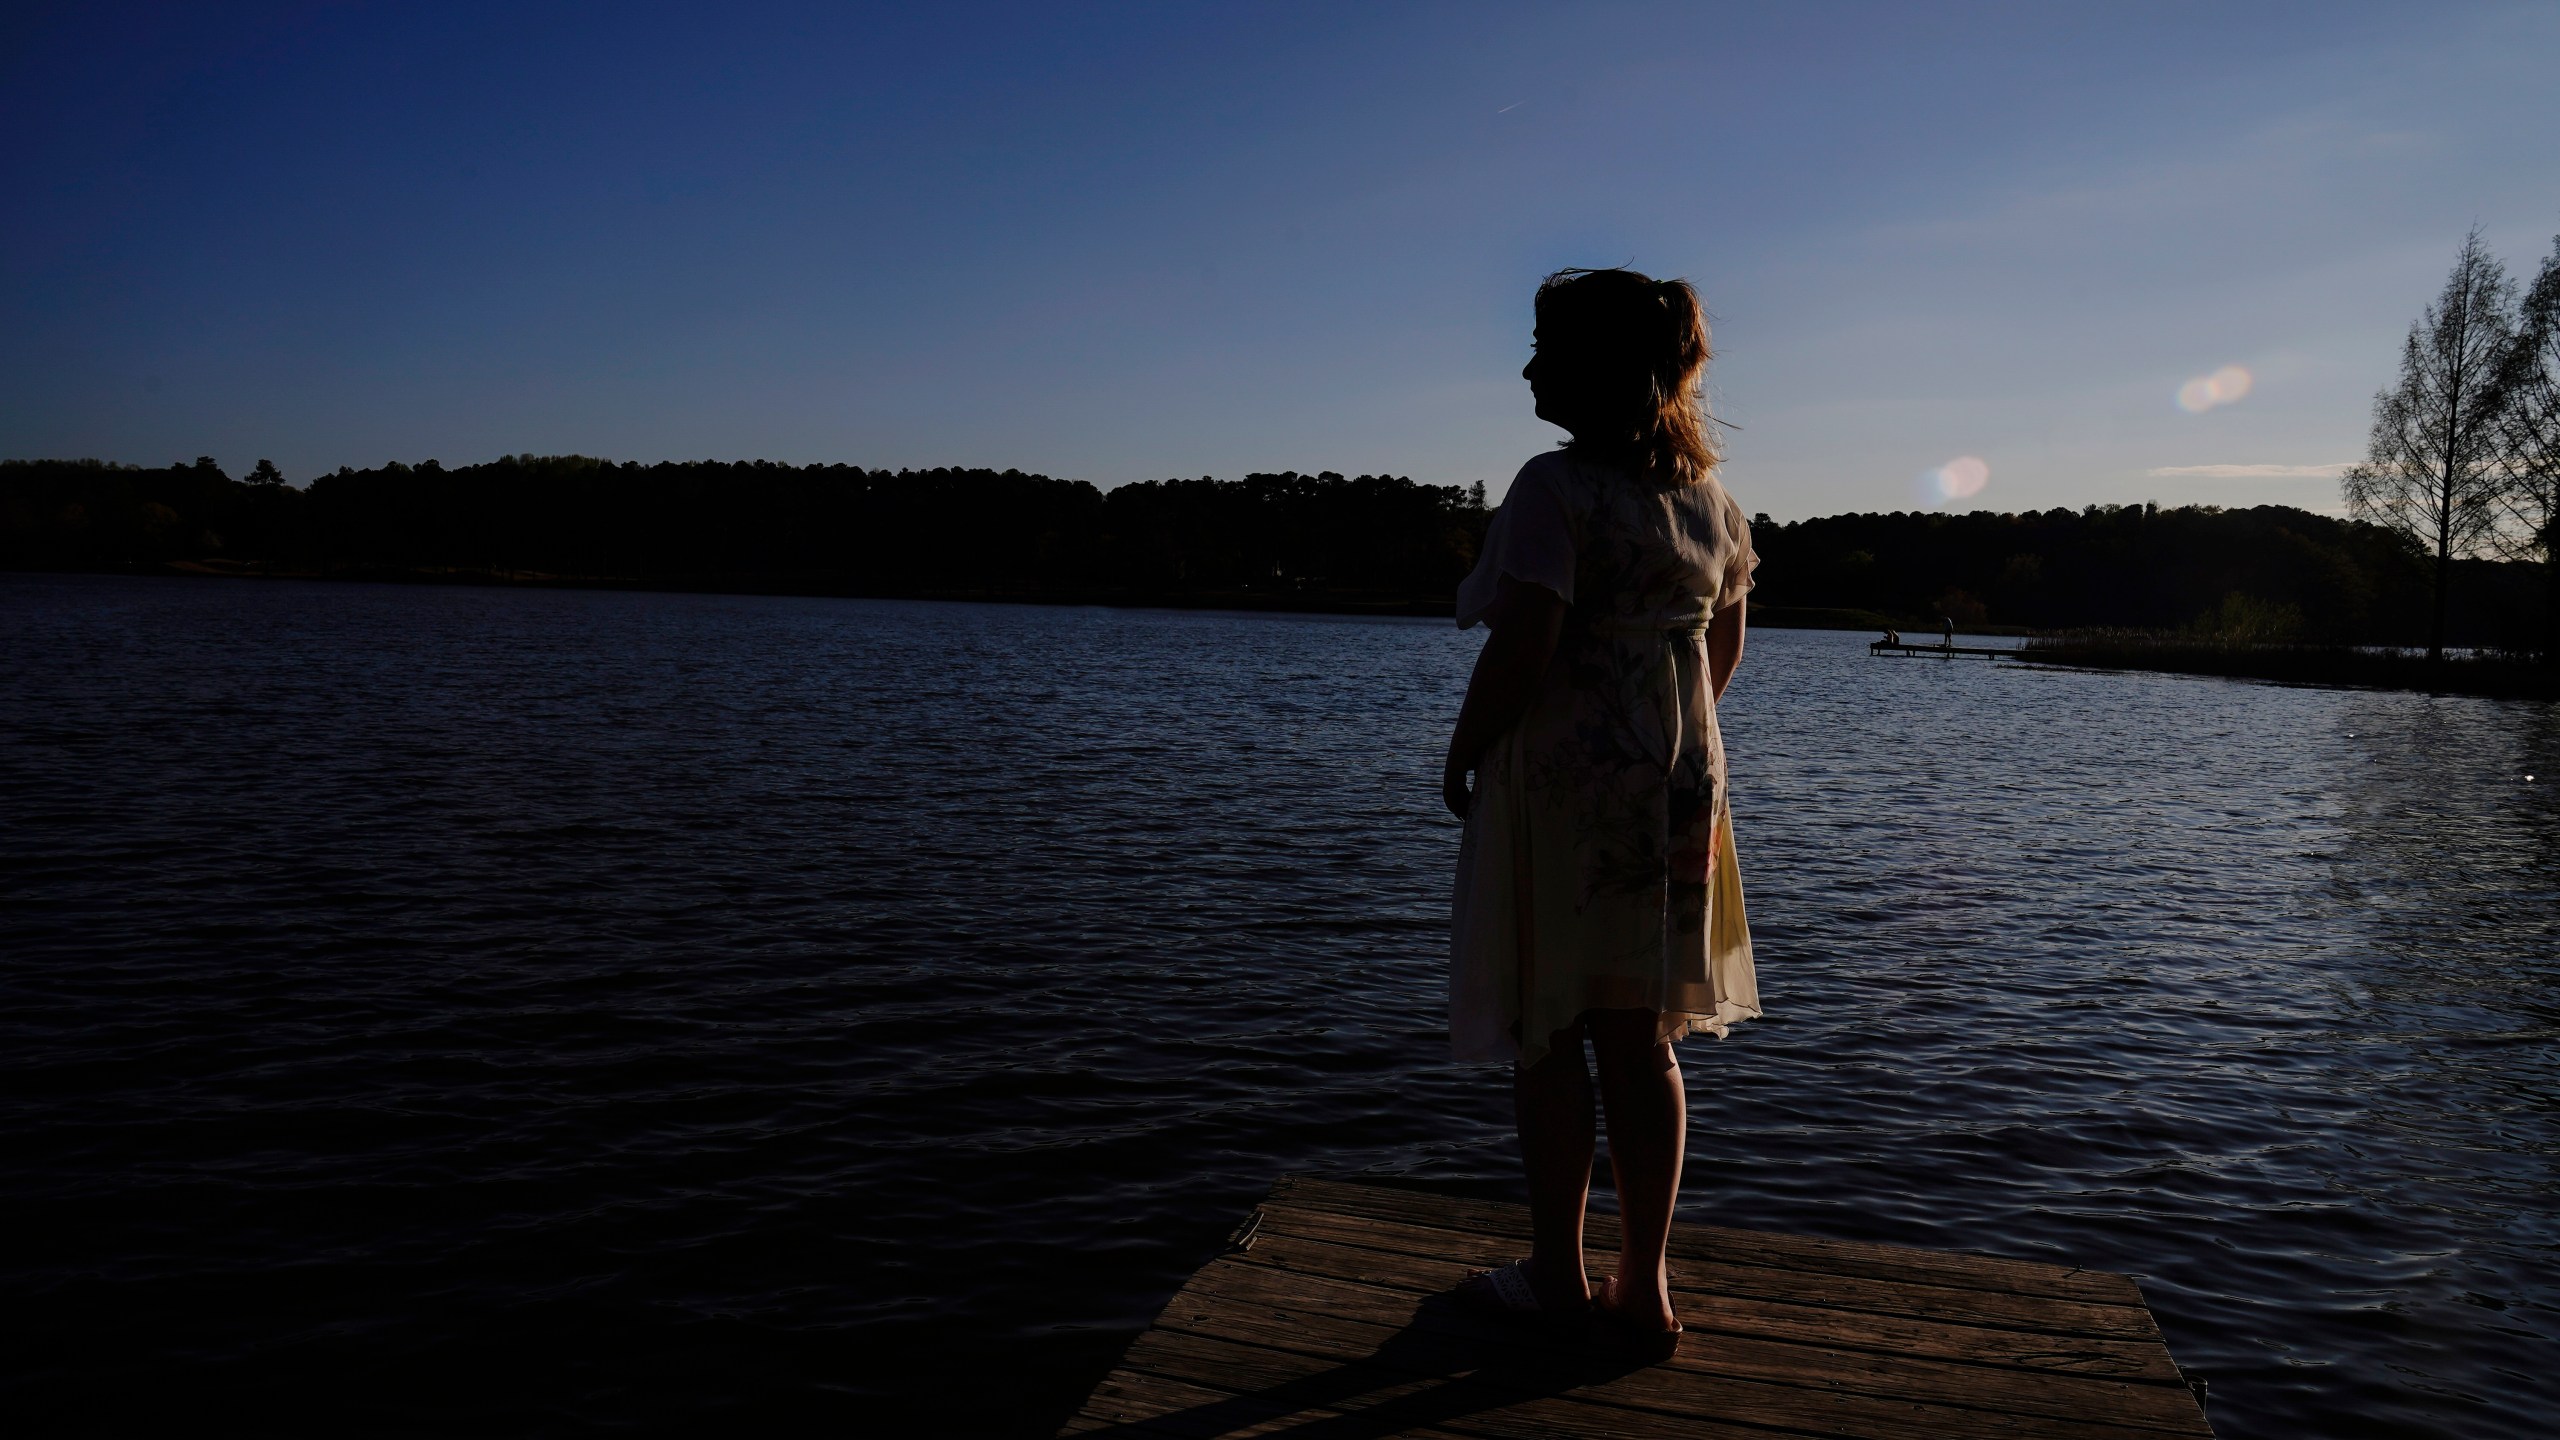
[6,2,2557,519]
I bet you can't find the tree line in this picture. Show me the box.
[1748,500,2538,647]
[2346,227,2560,662]
[7,451,2541,647]
[0,456,1489,611]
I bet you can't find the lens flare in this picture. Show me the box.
[2176,365,2252,413]
[1928,455,1989,503]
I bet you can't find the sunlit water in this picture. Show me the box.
[3,573,2554,1438]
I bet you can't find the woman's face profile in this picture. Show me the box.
[1523,322,1584,433]
[1523,318,1619,439]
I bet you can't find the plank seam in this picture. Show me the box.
[1181,1259,2208,1414]
[1241,1220,2163,1343]
[1268,1181,2131,1285]
[1098,1350,1890,1440]
[1063,1183,2215,1439]
[1268,1184,2146,1306]
[1272,1179,2134,1291]
[1148,1295,2209,1435]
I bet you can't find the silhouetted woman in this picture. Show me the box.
[1443,267,1759,1352]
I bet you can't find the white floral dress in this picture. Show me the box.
[1450,450,1761,1067]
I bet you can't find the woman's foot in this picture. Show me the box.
[1594,1275,1681,1359]
[1455,1257,1590,1318]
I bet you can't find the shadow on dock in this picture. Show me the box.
[1070,1293,1653,1438]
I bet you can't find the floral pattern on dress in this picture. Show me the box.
[1448,451,1761,1067]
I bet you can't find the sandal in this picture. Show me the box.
[1455,1259,1588,1322]
[1593,1275,1682,1362]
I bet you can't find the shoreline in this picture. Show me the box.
[17,566,2550,699]
[2015,637,2558,701]
[10,560,1981,631]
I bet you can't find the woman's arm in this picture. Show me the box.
[1706,594,1746,702]
[1442,577,1567,818]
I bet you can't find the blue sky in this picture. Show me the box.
[5,2,2556,519]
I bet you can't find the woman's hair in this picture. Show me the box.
[1533,267,1719,486]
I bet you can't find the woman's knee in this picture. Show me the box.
[1584,1008,1675,1077]
[1581,1006,1653,1049]
[1519,1021,1590,1086]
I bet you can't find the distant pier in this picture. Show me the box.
[1870,639,2024,660]
[1063,1176,2215,1438]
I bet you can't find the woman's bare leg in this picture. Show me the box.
[1588,1008,1684,1331]
[1512,1019,1595,1310]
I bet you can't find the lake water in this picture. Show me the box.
[3,573,2554,1438]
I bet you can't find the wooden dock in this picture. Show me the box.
[1869,641,2023,660]
[1063,1176,2213,1438]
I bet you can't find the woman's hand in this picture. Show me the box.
[1442,578,1566,823]
[1443,753,1474,819]
[1706,594,1747,702]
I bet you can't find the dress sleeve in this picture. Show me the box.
[1455,457,1578,630]
[1717,487,1759,612]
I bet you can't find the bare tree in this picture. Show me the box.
[2490,235,2560,664]
[2343,228,2516,662]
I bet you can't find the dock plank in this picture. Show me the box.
[1231,1230,2181,1384]
[1182,1257,2208,1431]
[1256,1203,2164,1341]
[1063,1365,1485,1439]
[1115,1328,1794,1440]
[1146,1274,2189,1440]
[1063,1177,2214,1439]
[1274,1175,2144,1307]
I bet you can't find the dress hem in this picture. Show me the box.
[1449,997,1762,1068]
